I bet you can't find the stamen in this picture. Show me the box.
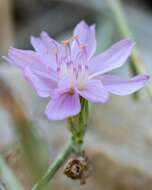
[56,36,89,89]
[57,67,60,73]
[62,40,72,64]
[55,53,59,63]
[62,39,71,47]
[67,60,73,66]
[85,65,88,70]
[79,44,87,50]
[61,56,67,65]
[73,67,77,73]
[73,35,80,47]
[79,44,87,60]
[78,64,82,71]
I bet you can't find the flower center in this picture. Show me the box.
[55,36,89,90]
[68,87,75,95]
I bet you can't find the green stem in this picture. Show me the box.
[0,155,24,190]
[32,138,75,190]
[108,0,152,98]
[68,98,89,146]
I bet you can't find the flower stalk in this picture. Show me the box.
[68,98,89,147]
[32,99,89,190]
[32,138,74,190]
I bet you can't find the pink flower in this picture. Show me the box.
[3,21,150,120]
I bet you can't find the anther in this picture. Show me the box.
[79,44,87,51]
[62,39,71,46]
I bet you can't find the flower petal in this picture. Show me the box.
[45,92,81,120]
[24,67,57,97]
[3,47,58,97]
[3,48,44,70]
[31,33,59,70]
[72,20,96,60]
[49,76,74,98]
[40,31,62,53]
[31,35,49,53]
[100,74,150,95]
[77,80,109,103]
[88,39,135,78]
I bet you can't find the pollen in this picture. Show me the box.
[63,39,71,46]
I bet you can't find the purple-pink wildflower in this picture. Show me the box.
[4,21,149,120]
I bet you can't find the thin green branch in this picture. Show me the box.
[108,0,152,98]
[0,155,24,190]
[32,138,75,190]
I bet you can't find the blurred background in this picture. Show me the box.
[0,0,152,189]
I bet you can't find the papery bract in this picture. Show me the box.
[4,20,150,120]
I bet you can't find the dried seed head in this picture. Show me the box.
[63,152,93,184]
